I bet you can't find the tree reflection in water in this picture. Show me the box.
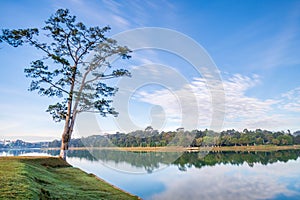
[45,149,300,173]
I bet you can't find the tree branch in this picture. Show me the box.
[28,38,52,56]
[66,32,76,64]
[37,73,70,94]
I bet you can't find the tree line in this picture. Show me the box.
[48,127,300,148]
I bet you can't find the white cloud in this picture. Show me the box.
[133,73,299,131]
[102,0,121,14]
[280,87,300,112]
[222,74,276,121]
[111,15,130,28]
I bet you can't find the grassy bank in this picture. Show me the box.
[0,156,139,200]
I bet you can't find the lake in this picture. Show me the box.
[1,148,300,200]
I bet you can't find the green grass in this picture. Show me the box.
[0,156,139,200]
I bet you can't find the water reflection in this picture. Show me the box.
[65,150,300,200]
[149,161,300,200]
[68,150,183,173]
[1,149,300,199]
[49,149,300,173]
[2,149,299,171]
[0,148,56,156]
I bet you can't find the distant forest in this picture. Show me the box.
[48,127,300,148]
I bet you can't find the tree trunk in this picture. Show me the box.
[59,113,77,160]
[60,128,71,160]
[59,66,77,160]
[60,139,68,160]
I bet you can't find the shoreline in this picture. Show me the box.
[0,156,140,199]
[43,145,300,152]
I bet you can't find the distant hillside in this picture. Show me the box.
[0,139,48,149]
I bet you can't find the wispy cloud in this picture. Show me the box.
[213,2,300,72]
[52,0,132,30]
[52,0,178,31]
[134,73,299,131]
[280,87,300,112]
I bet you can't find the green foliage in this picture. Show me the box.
[0,8,131,123]
[277,134,293,145]
[294,135,300,144]
[48,128,300,148]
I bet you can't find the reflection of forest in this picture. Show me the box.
[173,150,300,171]
[46,149,300,173]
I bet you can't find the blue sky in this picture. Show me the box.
[0,0,300,141]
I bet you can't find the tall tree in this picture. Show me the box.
[0,9,131,159]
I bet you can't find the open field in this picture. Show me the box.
[0,156,139,200]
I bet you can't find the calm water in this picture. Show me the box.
[1,148,300,200]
